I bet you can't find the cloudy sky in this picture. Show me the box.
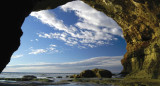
[3,1,126,73]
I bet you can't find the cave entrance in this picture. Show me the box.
[3,1,126,74]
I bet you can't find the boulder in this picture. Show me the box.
[22,75,37,81]
[92,68,112,78]
[72,68,112,78]
[56,76,62,78]
[79,70,96,78]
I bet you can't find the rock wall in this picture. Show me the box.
[0,0,160,79]
[81,0,160,79]
[0,0,73,73]
[0,0,74,73]
[0,0,35,72]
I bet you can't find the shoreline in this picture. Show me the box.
[1,77,160,86]
[0,77,71,86]
[72,78,160,86]
[0,79,70,86]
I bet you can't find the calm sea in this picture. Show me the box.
[0,72,75,78]
[0,72,115,86]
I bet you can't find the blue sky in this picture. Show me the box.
[3,1,126,73]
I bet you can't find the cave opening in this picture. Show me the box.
[1,1,126,75]
[0,0,159,84]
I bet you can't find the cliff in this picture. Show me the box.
[0,0,160,79]
[80,0,160,79]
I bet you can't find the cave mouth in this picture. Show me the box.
[2,1,126,74]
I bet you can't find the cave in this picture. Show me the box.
[0,0,160,79]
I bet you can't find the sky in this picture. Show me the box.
[3,1,126,73]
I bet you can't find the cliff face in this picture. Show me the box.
[0,0,160,79]
[0,0,74,73]
[81,0,160,79]
[0,0,35,72]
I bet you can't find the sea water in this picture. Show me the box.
[40,83,114,86]
[0,72,75,78]
[0,72,115,86]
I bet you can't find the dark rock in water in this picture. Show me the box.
[22,75,37,81]
[56,76,63,78]
[79,70,96,78]
[47,77,53,78]
[66,75,69,78]
[72,68,112,78]
[92,68,112,78]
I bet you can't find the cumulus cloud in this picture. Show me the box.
[30,1,123,48]
[11,54,24,58]
[5,56,123,73]
[28,44,59,55]
[29,49,47,55]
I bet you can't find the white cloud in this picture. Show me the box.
[28,44,59,55]
[35,39,39,41]
[11,54,24,58]
[5,56,123,73]
[29,49,47,55]
[30,39,39,42]
[30,1,123,48]
[60,1,123,37]
[50,44,56,47]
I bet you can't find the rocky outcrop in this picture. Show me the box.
[22,75,37,81]
[70,68,112,78]
[92,68,112,78]
[81,0,160,79]
[0,0,160,79]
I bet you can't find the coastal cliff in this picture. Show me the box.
[80,0,160,79]
[0,0,159,79]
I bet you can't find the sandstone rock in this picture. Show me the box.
[72,69,112,78]
[81,0,160,79]
[92,68,112,78]
[79,70,96,78]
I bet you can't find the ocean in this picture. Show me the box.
[0,72,115,86]
[0,72,75,78]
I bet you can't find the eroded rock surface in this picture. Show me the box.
[0,0,160,79]
[81,0,160,79]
